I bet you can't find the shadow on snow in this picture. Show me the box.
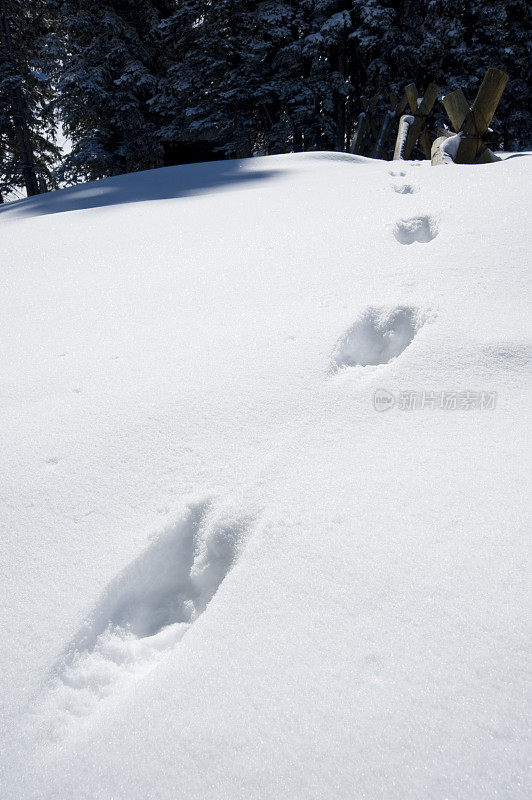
[0,158,281,219]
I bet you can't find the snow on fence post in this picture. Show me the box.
[393,114,414,160]
[393,82,440,160]
[431,134,458,166]
[439,69,508,165]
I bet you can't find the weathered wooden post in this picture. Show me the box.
[393,82,440,161]
[441,69,508,164]
[393,114,414,160]
[373,93,408,159]
[350,111,368,155]
[350,96,379,155]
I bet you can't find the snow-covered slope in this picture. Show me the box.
[0,152,530,800]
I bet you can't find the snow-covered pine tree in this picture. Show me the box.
[264,1,355,153]
[51,0,174,182]
[351,1,429,113]
[244,0,361,154]
[422,0,531,150]
[157,0,272,158]
[158,1,362,156]
[499,0,531,151]
[295,1,359,151]
[0,0,58,199]
[243,1,303,154]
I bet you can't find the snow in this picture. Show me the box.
[441,132,462,160]
[331,306,432,370]
[0,151,530,800]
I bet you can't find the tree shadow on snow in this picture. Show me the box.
[0,158,282,219]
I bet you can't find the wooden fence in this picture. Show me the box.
[432,69,508,165]
[349,69,509,166]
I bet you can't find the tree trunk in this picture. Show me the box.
[0,0,40,196]
[333,37,347,151]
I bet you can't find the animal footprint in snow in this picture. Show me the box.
[42,501,250,724]
[394,216,438,244]
[389,170,406,177]
[331,306,430,371]
[392,183,417,194]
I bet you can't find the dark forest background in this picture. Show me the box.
[1,0,530,200]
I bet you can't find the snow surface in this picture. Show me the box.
[0,151,530,799]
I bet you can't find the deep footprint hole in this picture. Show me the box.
[332,306,429,370]
[81,502,245,646]
[44,502,251,721]
[394,216,438,244]
[392,183,417,194]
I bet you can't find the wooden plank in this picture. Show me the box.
[419,130,433,159]
[373,109,394,158]
[418,82,441,116]
[396,94,408,116]
[402,82,440,159]
[469,68,508,134]
[442,89,470,132]
[404,83,418,114]
[455,69,508,163]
